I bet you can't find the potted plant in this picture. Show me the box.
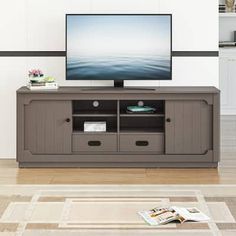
[28,69,44,83]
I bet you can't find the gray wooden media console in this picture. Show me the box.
[17,86,220,168]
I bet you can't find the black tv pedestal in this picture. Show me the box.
[82,87,156,91]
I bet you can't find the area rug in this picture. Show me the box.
[0,185,236,236]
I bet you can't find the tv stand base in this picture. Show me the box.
[19,162,218,168]
[17,86,220,168]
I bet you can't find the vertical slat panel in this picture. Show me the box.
[213,93,220,162]
[37,102,46,153]
[165,101,175,153]
[166,100,212,154]
[192,101,201,153]
[25,100,72,154]
[174,101,184,153]
[201,101,213,153]
[183,101,193,153]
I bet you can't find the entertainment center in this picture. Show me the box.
[17,86,220,168]
[16,14,220,168]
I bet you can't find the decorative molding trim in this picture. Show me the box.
[0,51,219,57]
[0,51,66,57]
[172,51,219,57]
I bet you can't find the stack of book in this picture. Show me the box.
[219,4,226,12]
[219,41,236,47]
[27,81,59,90]
[219,4,236,13]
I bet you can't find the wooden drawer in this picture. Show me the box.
[72,134,117,152]
[120,134,164,153]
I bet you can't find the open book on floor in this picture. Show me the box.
[138,206,210,226]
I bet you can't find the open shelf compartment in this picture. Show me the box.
[120,100,165,116]
[120,116,164,133]
[73,100,117,116]
[119,100,165,133]
[73,116,117,133]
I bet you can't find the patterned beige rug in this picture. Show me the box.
[0,185,236,236]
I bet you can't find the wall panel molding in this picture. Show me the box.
[0,51,219,57]
[0,51,66,57]
[172,51,219,57]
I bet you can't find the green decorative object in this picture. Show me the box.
[126,106,156,113]
[44,76,55,83]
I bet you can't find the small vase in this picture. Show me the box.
[225,0,235,12]
[29,76,44,83]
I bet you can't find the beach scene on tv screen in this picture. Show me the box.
[66,15,171,80]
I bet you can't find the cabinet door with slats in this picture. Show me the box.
[165,100,212,154]
[25,100,72,154]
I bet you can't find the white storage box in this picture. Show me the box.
[84,121,106,132]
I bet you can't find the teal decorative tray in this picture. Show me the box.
[126,106,156,113]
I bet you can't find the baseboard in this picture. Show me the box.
[18,162,218,168]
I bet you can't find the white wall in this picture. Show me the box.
[0,0,219,158]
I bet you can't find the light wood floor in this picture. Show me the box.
[0,153,235,185]
[0,116,235,185]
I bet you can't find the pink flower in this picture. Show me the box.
[28,69,44,77]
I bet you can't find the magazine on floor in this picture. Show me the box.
[138,206,210,226]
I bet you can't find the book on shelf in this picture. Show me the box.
[27,82,59,90]
[138,206,210,226]
[84,121,106,132]
[219,41,236,47]
[219,4,236,13]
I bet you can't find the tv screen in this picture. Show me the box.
[66,14,172,81]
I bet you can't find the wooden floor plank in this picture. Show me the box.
[0,157,235,184]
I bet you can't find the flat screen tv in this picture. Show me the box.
[66,14,172,87]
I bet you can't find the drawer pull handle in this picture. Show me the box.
[88,141,101,146]
[136,141,149,146]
